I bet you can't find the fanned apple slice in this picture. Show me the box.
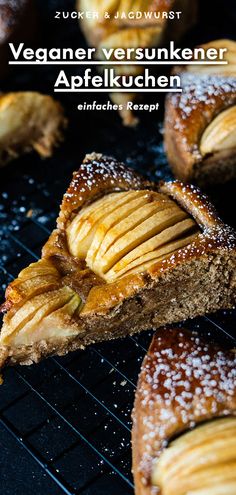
[67,190,144,258]
[69,191,136,241]
[155,462,236,495]
[4,259,60,307]
[67,192,120,246]
[188,482,236,494]
[114,232,199,281]
[86,191,172,266]
[107,218,197,279]
[153,416,236,494]
[0,287,75,345]
[13,292,82,346]
[155,421,236,481]
[7,275,60,305]
[16,259,59,280]
[93,207,187,276]
[200,105,236,156]
[68,190,157,257]
[1,153,236,370]
[92,200,178,271]
[51,293,82,318]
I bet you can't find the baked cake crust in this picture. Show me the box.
[0,153,235,368]
[132,327,236,495]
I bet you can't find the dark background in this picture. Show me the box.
[0,2,235,494]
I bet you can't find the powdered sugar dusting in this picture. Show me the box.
[58,153,151,227]
[172,74,236,125]
[152,224,236,275]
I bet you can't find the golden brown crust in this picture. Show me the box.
[164,73,236,185]
[159,181,222,229]
[132,328,236,495]
[58,152,153,229]
[1,154,236,369]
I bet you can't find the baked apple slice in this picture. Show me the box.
[107,219,197,281]
[67,191,151,258]
[92,206,187,276]
[85,191,172,266]
[5,259,61,306]
[0,153,235,368]
[200,105,236,156]
[0,92,66,167]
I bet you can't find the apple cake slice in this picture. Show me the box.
[0,153,235,368]
[165,39,236,186]
[132,327,236,495]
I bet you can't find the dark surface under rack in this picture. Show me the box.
[0,1,236,494]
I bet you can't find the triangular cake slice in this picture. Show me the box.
[0,153,235,367]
